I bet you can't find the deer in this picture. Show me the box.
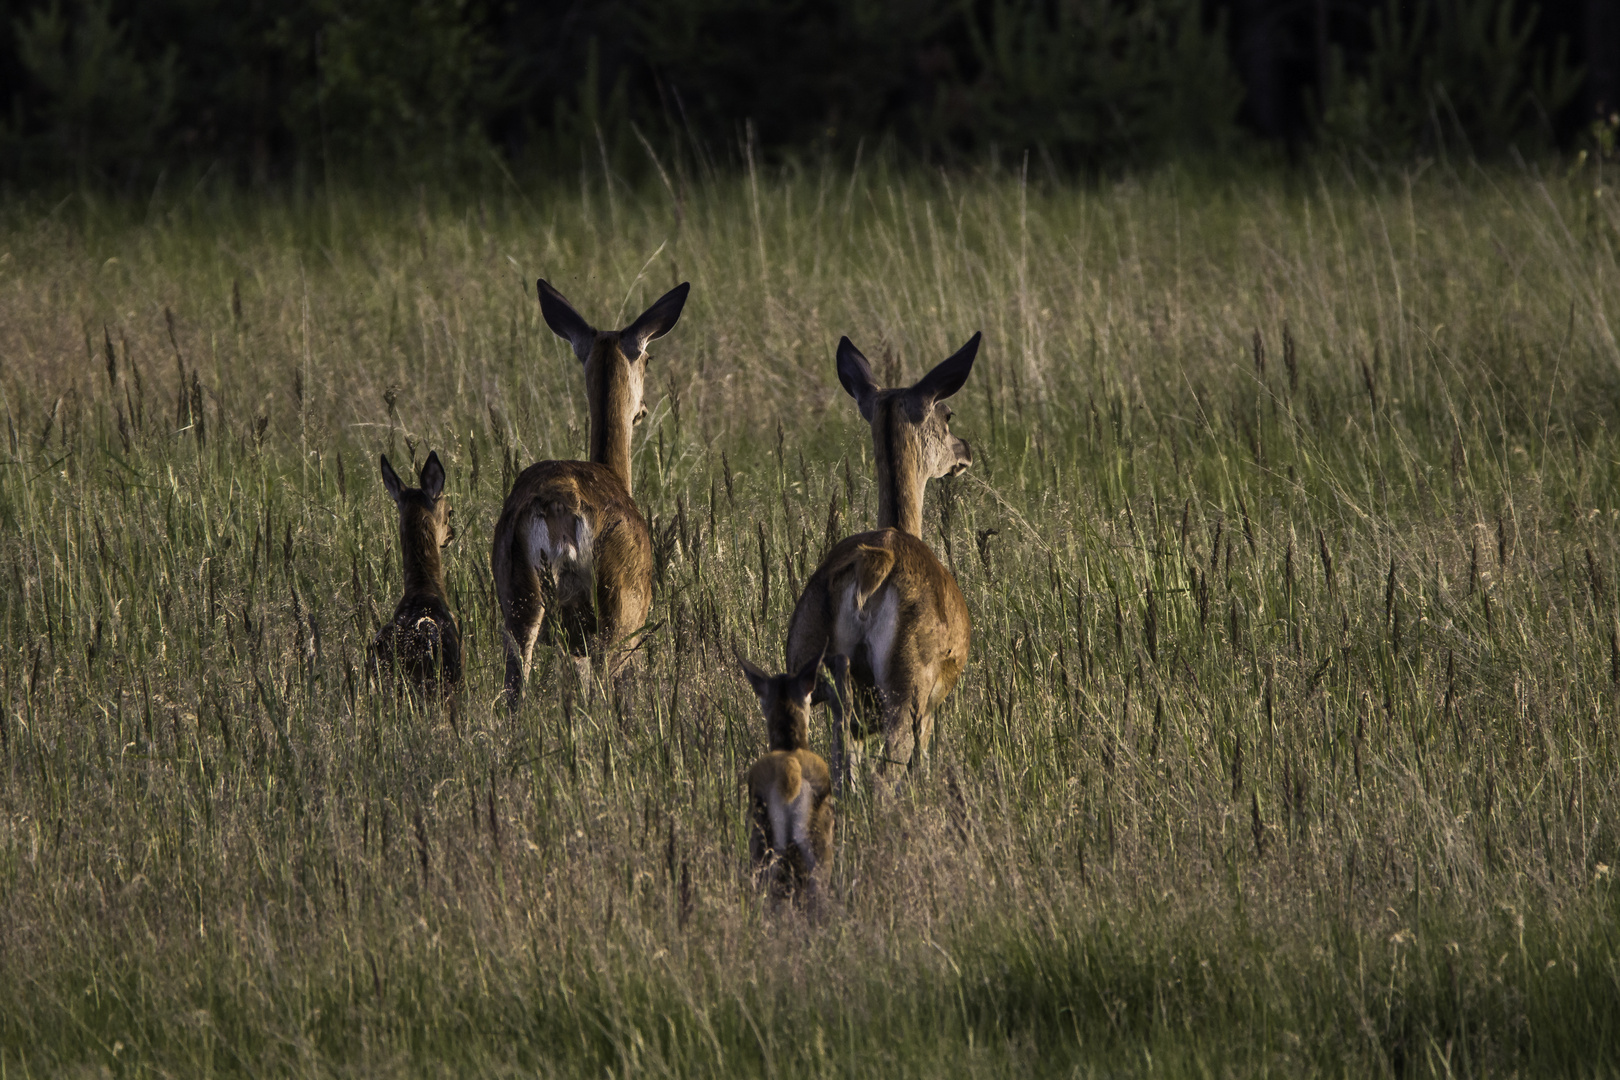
[784,332,979,787]
[370,451,462,694]
[740,650,840,903]
[491,278,689,710]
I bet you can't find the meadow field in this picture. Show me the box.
[1,159,1618,1076]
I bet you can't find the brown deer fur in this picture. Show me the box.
[371,451,462,693]
[492,279,689,708]
[785,333,978,783]
[741,651,837,900]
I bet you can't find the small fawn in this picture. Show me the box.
[785,333,979,785]
[371,451,462,694]
[740,651,840,902]
[492,279,689,709]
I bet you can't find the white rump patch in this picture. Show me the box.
[526,511,596,605]
[765,775,817,874]
[833,582,899,686]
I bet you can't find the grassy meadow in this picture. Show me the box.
[1,160,1619,1076]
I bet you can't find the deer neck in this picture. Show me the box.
[770,715,810,753]
[873,400,925,536]
[400,519,445,598]
[586,356,635,492]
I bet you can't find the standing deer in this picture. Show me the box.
[740,651,839,903]
[784,333,979,785]
[371,451,462,694]
[491,279,689,709]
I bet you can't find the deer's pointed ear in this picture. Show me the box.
[538,279,596,362]
[836,336,879,420]
[418,451,446,500]
[380,455,404,503]
[791,649,823,703]
[912,331,980,402]
[623,282,690,354]
[736,653,773,700]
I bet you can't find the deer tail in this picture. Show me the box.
[828,543,895,611]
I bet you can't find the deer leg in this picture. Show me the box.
[800,874,822,921]
[876,681,927,779]
[910,703,936,775]
[593,598,636,717]
[825,654,856,793]
[499,573,545,714]
[603,634,639,719]
[554,653,591,712]
[903,667,941,774]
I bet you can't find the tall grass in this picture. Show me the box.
[1,162,1618,1076]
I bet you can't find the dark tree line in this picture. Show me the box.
[0,0,1612,189]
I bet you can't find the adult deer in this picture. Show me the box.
[371,451,462,694]
[784,333,978,785]
[491,279,689,710]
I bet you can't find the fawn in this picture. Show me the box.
[371,451,462,694]
[740,651,839,902]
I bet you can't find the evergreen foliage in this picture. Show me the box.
[0,0,1592,186]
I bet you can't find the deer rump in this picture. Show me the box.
[746,749,832,888]
[494,460,650,656]
[788,529,969,738]
[372,596,462,688]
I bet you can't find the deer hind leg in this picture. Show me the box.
[498,566,545,713]
[877,679,929,779]
[749,793,771,870]
[596,588,648,718]
[560,653,593,714]
[824,654,860,793]
[910,702,938,774]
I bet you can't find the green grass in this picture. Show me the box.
[1,161,1619,1076]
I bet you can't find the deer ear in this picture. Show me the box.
[912,331,980,402]
[790,648,824,703]
[622,282,690,354]
[538,279,596,362]
[737,653,773,700]
[836,337,879,420]
[380,455,404,502]
[418,451,446,500]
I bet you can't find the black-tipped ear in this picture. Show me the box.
[836,337,879,421]
[538,279,596,362]
[622,282,690,354]
[380,455,404,502]
[912,331,980,402]
[418,451,445,500]
[790,648,824,703]
[737,653,772,700]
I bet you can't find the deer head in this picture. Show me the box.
[537,279,690,492]
[835,332,980,536]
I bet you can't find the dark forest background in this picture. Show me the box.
[0,0,1616,189]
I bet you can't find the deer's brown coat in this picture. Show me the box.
[740,653,836,899]
[371,451,462,694]
[785,334,978,780]
[492,279,688,708]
